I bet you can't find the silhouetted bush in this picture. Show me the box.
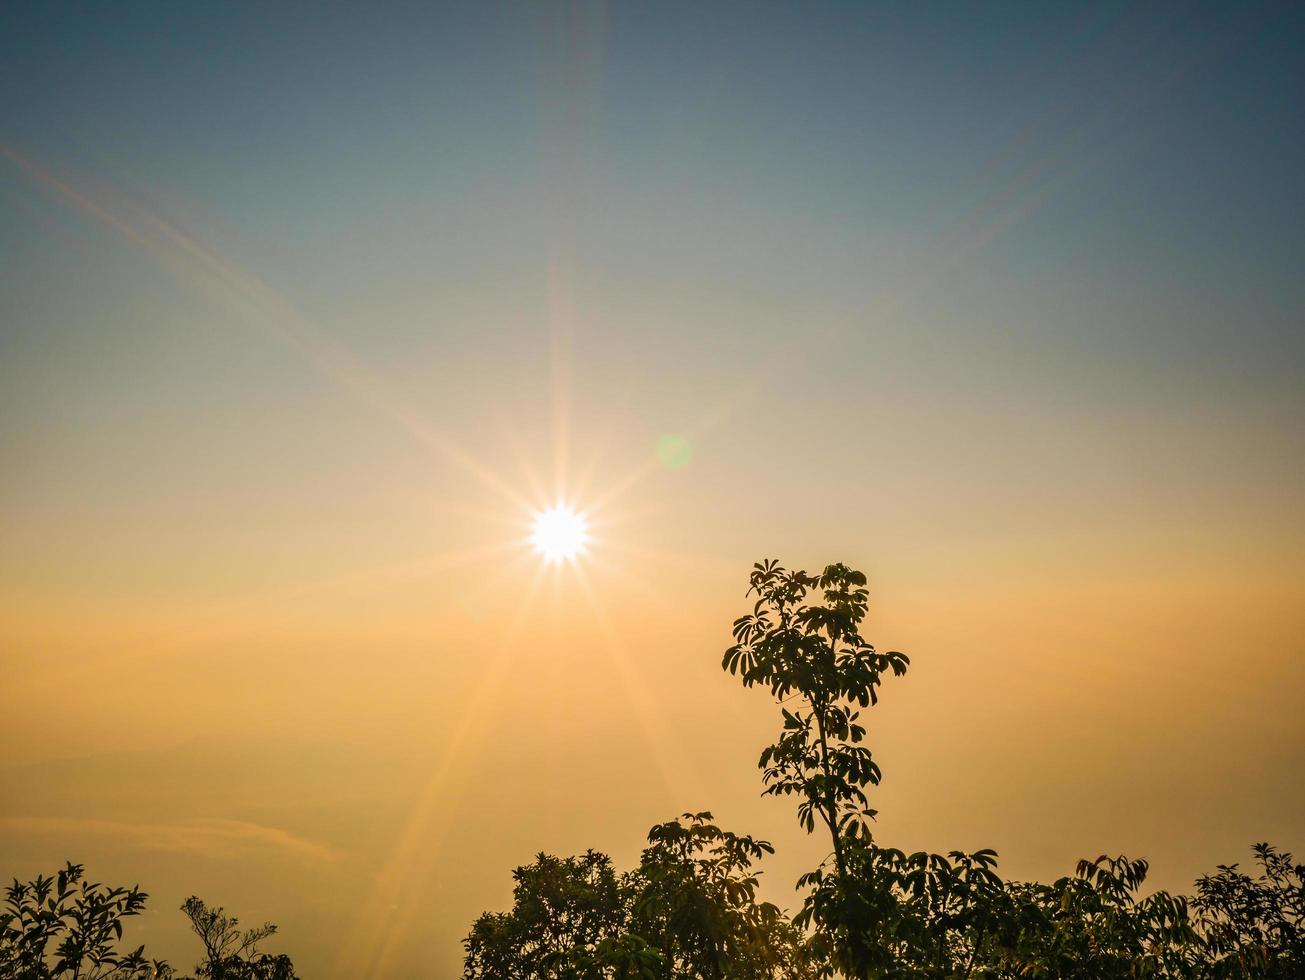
[464,813,818,980]
[0,868,296,980]
[0,863,169,979]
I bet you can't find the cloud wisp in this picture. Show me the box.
[1,815,343,865]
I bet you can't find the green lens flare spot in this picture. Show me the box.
[657,434,693,470]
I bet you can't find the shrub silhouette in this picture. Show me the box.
[0,868,296,980]
[0,863,169,979]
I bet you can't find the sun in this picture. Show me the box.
[530,504,590,563]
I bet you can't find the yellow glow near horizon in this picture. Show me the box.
[530,504,589,563]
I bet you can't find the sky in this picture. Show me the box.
[2,2,1304,976]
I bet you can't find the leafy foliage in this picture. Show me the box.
[988,853,1195,979]
[796,842,1008,978]
[631,813,818,979]
[463,814,818,979]
[1192,843,1305,978]
[463,849,628,979]
[0,863,172,980]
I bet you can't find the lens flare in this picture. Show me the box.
[530,505,589,562]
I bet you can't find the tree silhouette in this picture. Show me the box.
[1193,843,1305,978]
[988,853,1195,979]
[630,813,817,979]
[463,849,629,978]
[462,813,817,979]
[181,898,297,980]
[723,561,909,871]
[724,559,937,973]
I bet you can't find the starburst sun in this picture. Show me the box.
[530,504,590,563]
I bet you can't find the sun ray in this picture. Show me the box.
[494,416,552,510]
[567,413,618,506]
[330,560,549,979]
[571,564,702,810]
[0,146,534,517]
[547,254,576,507]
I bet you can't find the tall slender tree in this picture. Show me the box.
[723,560,908,877]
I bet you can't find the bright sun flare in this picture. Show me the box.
[530,505,590,563]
